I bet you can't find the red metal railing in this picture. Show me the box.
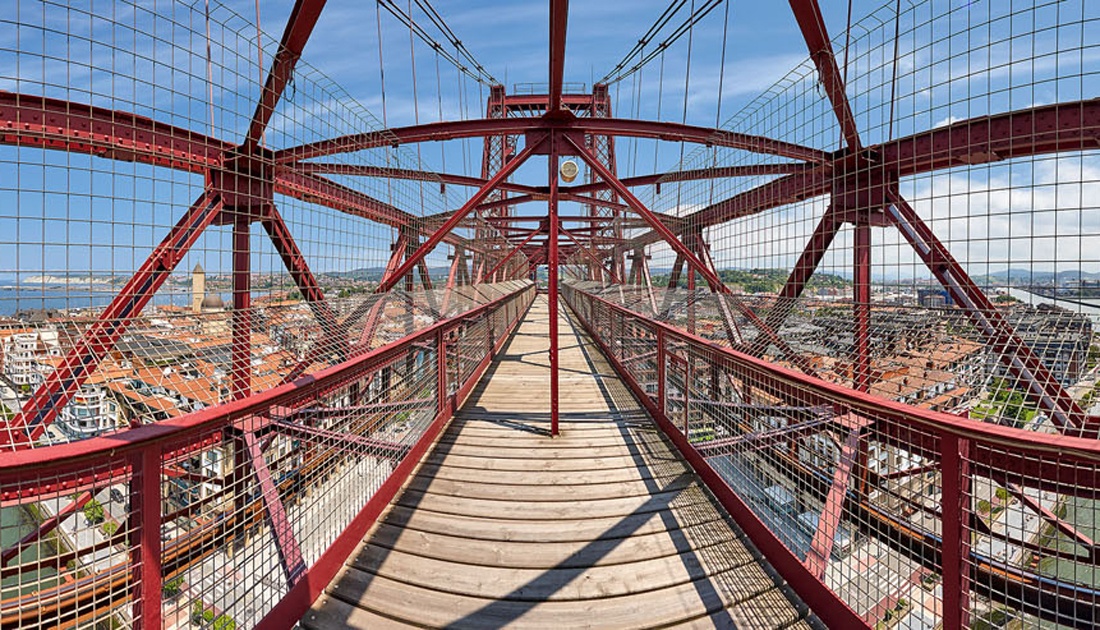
[0,282,534,630]
[563,283,1100,630]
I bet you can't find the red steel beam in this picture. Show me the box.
[7,191,224,447]
[484,231,539,280]
[548,133,561,436]
[804,423,867,578]
[375,135,544,294]
[323,163,806,215]
[560,228,618,283]
[1,490,93,566]
[272,421,408,460]
[633,99,1100,246]
[243,0,328,152]
[292,162,544,196]
[789,0,861,150]
[750,209,841,356]
[275,116,829,164]
[261,204,342,356]
[232,216,252,400]
[567,134,817,375]
[0,91,229,173]
[885,192,1087,431]
[240,430,307,586]
[548,0,570,113]
[1004,482,1096,552]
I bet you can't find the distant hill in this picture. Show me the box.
[650,267,850,292]
[973,268,1100,285]
[323,267,452,281]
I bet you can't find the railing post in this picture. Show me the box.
[940,432,971,629]
[437,327,449,416]
[130,444,162,629]
[656,328,666,416]
[683,352,692,436]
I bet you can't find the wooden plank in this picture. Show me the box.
[431,441,680,460]
[394,479,706,521]
[411,461,664,486]
[403,470,696,502]
[320,569,777,629]
[365,518,751,569]
[310,296,811,629]
[342,540,762,602]
[419,451,668,472]
[378,504,726,544]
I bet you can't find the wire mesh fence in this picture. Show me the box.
[0,282,533,629]
[565,282,1100,629]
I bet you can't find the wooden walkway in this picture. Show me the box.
[304,296,819,629]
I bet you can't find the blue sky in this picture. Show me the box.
[0,0,1097,294]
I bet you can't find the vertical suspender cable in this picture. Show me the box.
[407,0,426,216]
[710,0,731,205]
[842,0,853,149]
[436,47,445,176]
[888,0,901,140]
[254,0,265,146]
[204,0,215,137]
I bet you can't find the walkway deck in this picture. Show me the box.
[304,296,819,629]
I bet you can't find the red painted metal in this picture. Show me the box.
[261,204,342,353]
[634,99,1100,246]
[549,135,561,437]
[0,490,93,566]
[232,216,252,400]
[254,286,533,630]
[885,192,1087,431]
[297,162,808,201]
[693,417,833,456]
[376,135,544,294]
[548,1,569,113]
[1004,482,1096,552]
[789,0,862,150]
[0,91,229,172]
[563,287,1100,494]
[245,426,319,584]
[804,424,866,578]
[243,0,328,152]
[275,116,829,164]
[750,209,841,355]
[130,445,162,630]
[569,297,868,628]
[272,420,407,460]
[852,221,871,392]
[565,285,1100,625]
[6,191,223,447]
[570,135,816,374]
[485,231,539,281]
[560,228,618,282]
[940,434,971,629]
[295,163,543,196]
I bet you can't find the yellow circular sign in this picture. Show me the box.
[560,159,579,182]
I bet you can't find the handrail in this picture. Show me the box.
[562,285,1100,470]
[563,283,1100,629]
[0,282,535,630]
[0,284,532,482]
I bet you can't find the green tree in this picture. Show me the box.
[83,499,105,525]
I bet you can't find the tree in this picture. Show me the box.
[83,499,105,525]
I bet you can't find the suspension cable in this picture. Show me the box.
[600,0,688,85]
[888,0,902,140]
[378,0,498,86]
[203,0,215,137]
[253,0,266,146]
[600,0,723,86]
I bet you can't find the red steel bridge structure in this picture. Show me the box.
[1,0,1099,628]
